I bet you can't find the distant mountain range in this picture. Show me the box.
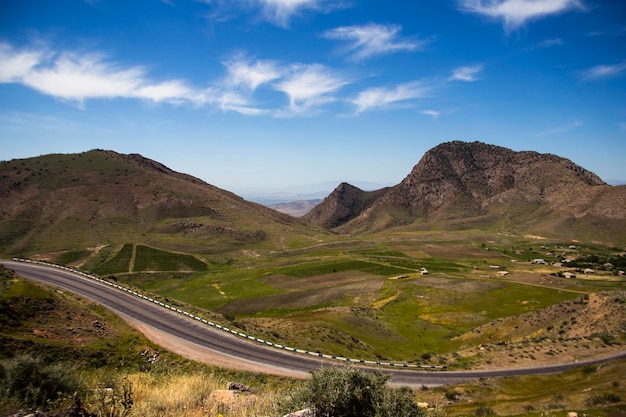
[266,199,323,217]
[303,141,626,243]
[241,180,394,205]
[2,142,625,256]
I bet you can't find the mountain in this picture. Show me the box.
[0,150,323,255]
[309,141,626,243]
[301,183,391,229]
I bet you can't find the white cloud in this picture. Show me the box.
[580,61,626,81]
[274,64,348,114]
[0,44,199,108]
[420,109,440,118]
[216,91,268,115]
[235,0,347,27]
[0,43,45,83]
[351,81,430,114]
[535,38,564,48]
[21,53,147,105]
[1,42,352,116]
[259,0,318,26]
[450,65,484,82]
[187,86,267,115]
[133,80,195,104]
[322,23,429,61]
[223,53,283,90]
[458,0,585,31]
[201,0,349,27]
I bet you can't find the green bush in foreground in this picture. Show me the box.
[0,354,79,410]
[281,367,427,417]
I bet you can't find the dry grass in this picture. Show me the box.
[86,372,282,417]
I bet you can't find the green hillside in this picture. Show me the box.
[0,150,329,256]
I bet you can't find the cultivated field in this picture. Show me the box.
[44,230,626,369]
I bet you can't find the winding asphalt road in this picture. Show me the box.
[2,259,625,387]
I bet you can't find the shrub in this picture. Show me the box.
[581,365,597,375]
[475,404,496,416]
[0,354,79,409]
[585,393,622,406]
[281,367,426,417]
[445,390,461,401]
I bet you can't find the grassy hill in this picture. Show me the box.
[0,150,329,258]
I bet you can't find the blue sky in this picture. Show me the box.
[1,0,625,200]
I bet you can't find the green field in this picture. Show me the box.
[92,244,206,275]
[79,233,626,366]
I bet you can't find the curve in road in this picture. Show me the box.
[2,259,625,387]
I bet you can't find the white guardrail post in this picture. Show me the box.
[12,258,445,370]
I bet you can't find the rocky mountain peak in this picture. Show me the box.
[308,141,623,241]
[302,182,390,229]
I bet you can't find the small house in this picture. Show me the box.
[532,259,545,264]
[563,272,576,279]
[489,265,500,270]
[584,268,594,274]
[420,268,429,275]
[497,271,509,277]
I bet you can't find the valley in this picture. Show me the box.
[1,142,625,416]
[29,231,625,371]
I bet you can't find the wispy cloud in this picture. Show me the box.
[420,109,440,118]
[350,81,431,114]
[1,42,352,116]
[223,53,283,90]
[457,0,586,31]
[258,0,321,27]
[579,61,626,81]
[450,65,484,82]
[0,41,482,118]
[274,64,348,115]
[0,43,45,83]
[214,90,268,115]
[207,0,349,28]
[518,38,563,53]
[0,43,198,108]
[536,119,583,136]
[535,38,564,48]
[322,23,430,61]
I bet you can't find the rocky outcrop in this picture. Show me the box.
[301,182,390,229]
[305,141,626,242]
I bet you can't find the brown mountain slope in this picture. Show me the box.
[317,141,626,243]
[0,150,324,255]
[301,182,391,229]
